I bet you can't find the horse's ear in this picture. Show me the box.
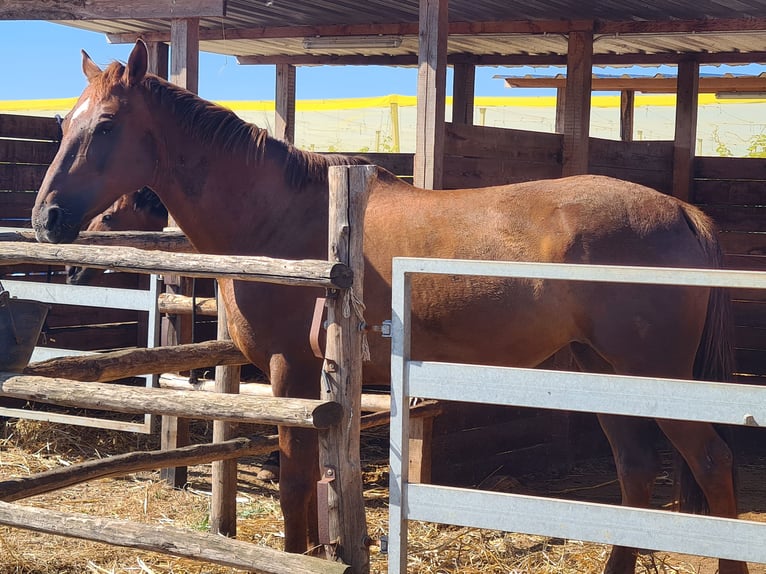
[123,40,148,87]
[81,50,102,82]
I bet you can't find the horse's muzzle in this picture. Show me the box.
[33,204,79,244]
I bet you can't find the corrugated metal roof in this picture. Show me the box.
[53,1,766,64]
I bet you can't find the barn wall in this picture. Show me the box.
[694,156,766,382]
[442,122,563,189]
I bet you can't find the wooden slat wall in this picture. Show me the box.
[0,113,59,228]
[588,137,675,194]
[442,122,563,189]
[694,156,766,379]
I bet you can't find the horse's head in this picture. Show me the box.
[32,41,159,244]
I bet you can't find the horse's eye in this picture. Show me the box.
[102,214,112,222]
[97,123,114,136]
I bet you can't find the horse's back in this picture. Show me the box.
[361,172,721,381]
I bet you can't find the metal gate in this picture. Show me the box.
[388,257,766,572]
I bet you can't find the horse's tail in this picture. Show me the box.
[677,202,736,514]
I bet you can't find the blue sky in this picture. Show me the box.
[3,21,764,102]
[0,20,516,101]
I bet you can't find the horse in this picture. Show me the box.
[31,40,747,574]
[65,186,167,284]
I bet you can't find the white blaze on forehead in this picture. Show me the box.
[71,97,91,122]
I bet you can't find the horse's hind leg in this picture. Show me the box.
[654,419,748,574]
[570,343,661,574]
[597,415,661,574]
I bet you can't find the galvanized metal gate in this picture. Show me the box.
[388,257,766,572]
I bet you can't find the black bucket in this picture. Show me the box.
[0,286,49,373]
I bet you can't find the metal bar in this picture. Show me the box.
[2,280,154,311]
[407,484,766,565]
[393,256,766,289]
[407,360,766,427]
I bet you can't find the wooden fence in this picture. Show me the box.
[0,164,375,573]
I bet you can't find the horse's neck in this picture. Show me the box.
[152,129,328,256]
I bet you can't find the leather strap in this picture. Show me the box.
[309,297,327,359]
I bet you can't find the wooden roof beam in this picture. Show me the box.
[106,17,766,45]
[503,75,766,93]
[234,51,766,67]
[0,0,225,20]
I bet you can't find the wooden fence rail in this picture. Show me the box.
[0,228,194,251]
[0,500,349,574]
[0,243,351,288]
[23,340,247,382]
[0,436,278,502]
[0,373,342,429]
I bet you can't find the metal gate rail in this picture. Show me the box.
[389,257,766,572]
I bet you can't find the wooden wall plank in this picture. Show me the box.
[719,232,766,256]
[699,205,766,233]
[0,191,36,218]
[0,139,59,165]
[442,156,562,189]
[0,165,49,192]
[695,156,766,180]
[588,138,674,193]
[445,123,563,160]
[0,114,59,141]
[695,179,766,205]
[0,0,225,20]
[356,153,413,177]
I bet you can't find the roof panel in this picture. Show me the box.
[57,1,766,63]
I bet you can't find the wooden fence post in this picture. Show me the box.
[211,296,241,536]
[319,165,377,573]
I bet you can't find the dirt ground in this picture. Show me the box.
[0,417,764,574]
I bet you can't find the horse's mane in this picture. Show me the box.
[94,62,369,190]
[132,186,168,217]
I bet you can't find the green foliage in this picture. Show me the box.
[712,127,733,157]
[746,133,766,158]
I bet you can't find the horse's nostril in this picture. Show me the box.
[44,205,61,231]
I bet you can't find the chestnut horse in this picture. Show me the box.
[65,186,167,284]
[32,41,746,574]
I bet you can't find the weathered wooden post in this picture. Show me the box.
[211,298,241,536]
[319,164,377,573]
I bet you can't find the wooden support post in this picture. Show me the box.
[562,28,593,176]
[413,0,448,190]
[211,297,241,537]
[407,417,433,484]
[145,41,169,78]
[319,165,377,572]
[620,90,635,142]
[452,63,475,125]
[673,58,700,203]
[275,63,296,143]
[162,16,201,488]
[555,86,566,133]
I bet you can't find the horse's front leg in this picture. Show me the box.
[278,425,320,553]
[270,353,322,554]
